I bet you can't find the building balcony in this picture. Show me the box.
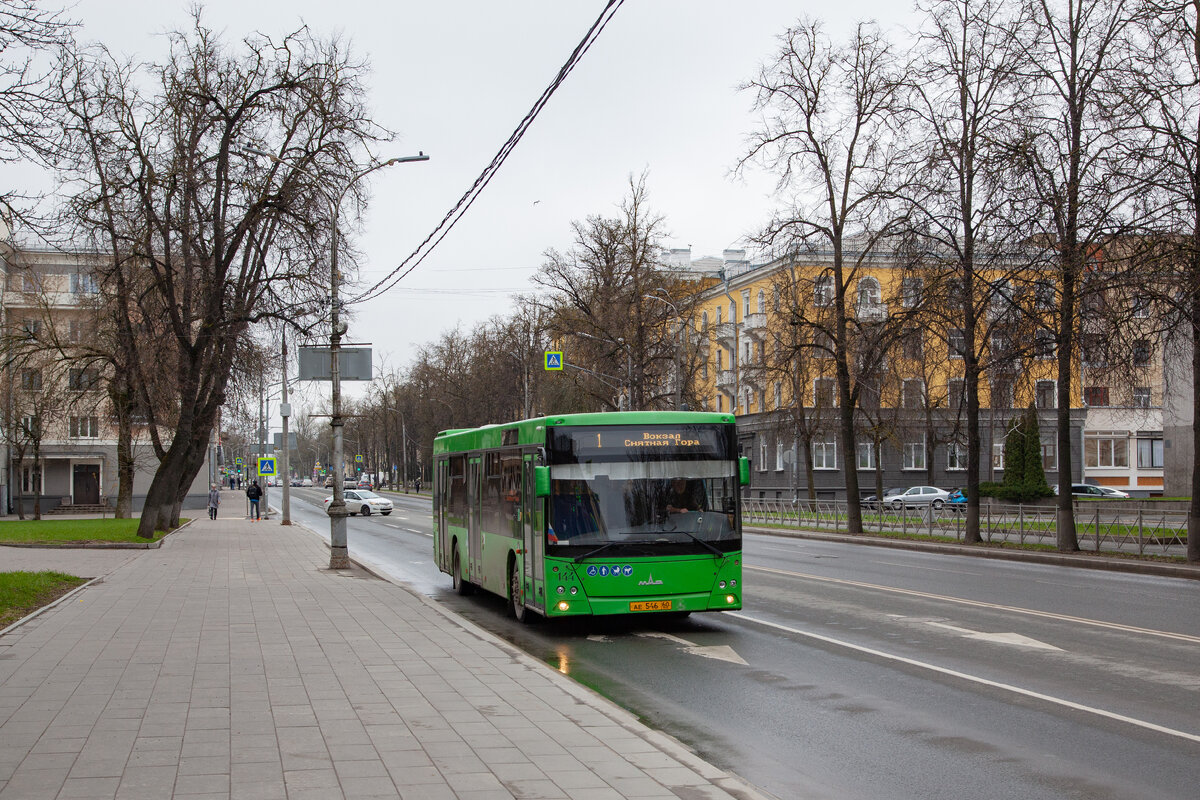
[742,312,767,339]
[716,369,737,395]
[712,321,737,348]
[855,302,887,322]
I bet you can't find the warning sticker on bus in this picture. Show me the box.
[629,600,672,612]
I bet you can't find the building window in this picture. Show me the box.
[1137,434,1164,469]
[993,437,1005,471]
[1036,380,1056,409]
[902,330,923,360]
[1083,386,1110,407]
[856,277,884,318]
[990,280,1014,317]
[19,415,40,438]
[1034,280,1056,310]
[716,305,722,325]
[1132,340,1151,366]
[1084,431,1129,468]
[701,311,709,332]
[1132,295,1150,318]
[742,290,750,318]
[948,328,965,359]
[901,277,923,308]
[774,382,782,408]
[759,436,768,471]
[21,318,40,339]
[814,275,834,307]
[991,378,1013,409]
[814,378,835,407]
[21,272,41,292]
[856,442,876,471]
[717,349,723,371]
[903,436,926,471]
[757,290,766,314]
[1041,439,1057,471]
[946,441,967,471]
[1081,335,1107,366]
[70,272,99,294]
[1133,386,1151,408]
[702,362,708,380]
[813,440,837,470]
[948,378,965,410]
[69,369,100,391]
[812,330,834,358]
[775,438,785,471]
[1034,329,1056,359]
[69,416,99,438]
[902,379,924,409]
[20,369,42,391]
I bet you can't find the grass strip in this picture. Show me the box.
[0,571,87,628]
[0,518,169,544]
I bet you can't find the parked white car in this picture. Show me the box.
[887,485,952,510]
[324,489,393,516]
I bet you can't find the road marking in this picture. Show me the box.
[384,523,401,529]
[731,612,1200,744]
[746,563,1200,644]
[920,620,1063,651]
[635,631,748,665]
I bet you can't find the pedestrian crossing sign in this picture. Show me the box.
[257,457,276,477]
[544,351,563,370]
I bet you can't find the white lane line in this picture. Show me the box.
[731,612,1200,744]
[384,523,401,529]
[746,563,1200,644]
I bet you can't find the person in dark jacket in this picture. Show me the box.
[208,484,221,520]
[246,480,262,520]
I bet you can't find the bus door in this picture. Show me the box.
[468,456,482,582]
[435,458,449,571]
[522,454,543,597]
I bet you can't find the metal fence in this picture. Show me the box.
[741,498,1188,557]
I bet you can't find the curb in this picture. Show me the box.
[0,575,105,638]
[746,525,1200,581]
[0,517,195,550]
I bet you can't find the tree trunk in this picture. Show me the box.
[1055,262,1079,552]
[1189,308,1200,563]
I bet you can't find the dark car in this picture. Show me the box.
[861,488,905,509]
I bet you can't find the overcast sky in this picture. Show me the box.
[65,0,913,406]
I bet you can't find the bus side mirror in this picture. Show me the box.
[534,466,551,497]
[739,457,750,486]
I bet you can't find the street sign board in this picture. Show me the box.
[298,346,373,381]
[257,457,276,477]
[544,351,563,370]
[354,454,363,463]
[235,457,244,466]
[272,432,298,449]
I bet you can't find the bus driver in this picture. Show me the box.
[664,478,706,514]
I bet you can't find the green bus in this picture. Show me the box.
[432,411,749,621]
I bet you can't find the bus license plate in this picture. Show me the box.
[630,600,672,612]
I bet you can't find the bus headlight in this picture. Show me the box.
[725,595,737,604]
[557,601,570,612]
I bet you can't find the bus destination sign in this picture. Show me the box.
[550,425,733,461]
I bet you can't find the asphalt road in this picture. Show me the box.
[281,488,1200,800]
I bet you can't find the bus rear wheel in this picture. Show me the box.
[509,560,528,623]
[453,550,473,596]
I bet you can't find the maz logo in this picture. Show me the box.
[638,574,664,586]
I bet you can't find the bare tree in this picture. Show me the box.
[1010,0,1138,551]
[533,175,690,412]
[56,16,387,537]
[739,19,912,532]
[1118,0,1200,562]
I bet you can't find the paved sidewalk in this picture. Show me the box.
[0,518,773,800]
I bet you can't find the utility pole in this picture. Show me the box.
[280,332,291,525]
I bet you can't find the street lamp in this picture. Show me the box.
[644,290,684,410]
[242,146,429,569]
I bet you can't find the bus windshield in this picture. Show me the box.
[546,460,740,556]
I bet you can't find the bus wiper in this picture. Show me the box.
[674,529,724,557]
[574,542,624,562]
[573,538,654,563]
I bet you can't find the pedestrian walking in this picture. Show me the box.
[246,480,262,520]
[229,475,235,490]
[208,484,221,520]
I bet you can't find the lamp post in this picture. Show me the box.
[242,146,428,569]
[644,290,683,410]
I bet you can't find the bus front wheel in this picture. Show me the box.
[453,550,473,596]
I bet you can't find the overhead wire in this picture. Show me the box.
[349,0,626,306]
